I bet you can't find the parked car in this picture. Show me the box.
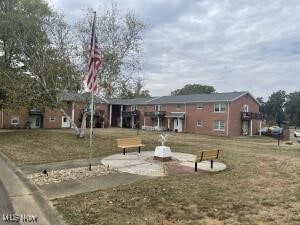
[270,127,283,135]
[294,130,300,137]
[268,126,280,133]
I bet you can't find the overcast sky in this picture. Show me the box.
[47,0,300,100]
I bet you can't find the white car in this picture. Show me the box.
[294,130,300,137]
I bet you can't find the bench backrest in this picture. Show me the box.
[117,137,142,147]
[197,149,220,162]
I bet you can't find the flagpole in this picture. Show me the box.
[89,83,94,171]
[88,11,96,171]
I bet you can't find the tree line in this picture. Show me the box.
[0,0,149,111]
[257,90,300,127]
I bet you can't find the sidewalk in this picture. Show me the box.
[0,152,66,225]
[40,173,150,199]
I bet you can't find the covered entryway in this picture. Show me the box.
[29,115,42,128]
[28,108,43,128]
[166,112,185,133]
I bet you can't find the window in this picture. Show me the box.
[214,103,226,112]
[197,103,203,109]
[63,117,67,123]
[155,105,162,111]
[242,104,249,112]
[11,116,19,125]
[176,104,181,110]
[50,116,56,122]
[131,105,137,111]
[213,121,225,131]
[196,120,203,127]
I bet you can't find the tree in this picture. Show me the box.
[171,84,215,96]
[0,0,82,135]
[76,2,145,98]
[121,77,150,99]
[285,91,300,127]
[264,90,286,126]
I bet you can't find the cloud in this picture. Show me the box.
[47,0,300,100]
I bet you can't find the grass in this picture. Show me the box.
[1,128,300,224]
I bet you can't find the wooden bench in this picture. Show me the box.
[117,137,145,155]
[194,149,221,172]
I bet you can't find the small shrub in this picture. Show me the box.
[285,141,293,145]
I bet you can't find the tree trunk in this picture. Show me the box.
[79,112,88,138]
[60,108,80,137]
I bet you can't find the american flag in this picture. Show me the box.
[86,12,102,93]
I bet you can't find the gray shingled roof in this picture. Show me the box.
[61,92,108,104]
[107,97,157,105]
[145,91,248,104]
[61,91,251,105]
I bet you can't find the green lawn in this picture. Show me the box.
[1,129,300,224]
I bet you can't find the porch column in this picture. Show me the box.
[259,120,262,136]
[109,105,112,127]
[120,105,123,128]
[250,120,253,136]
[131,116,134,128]
[143,117,145,127]
[71,102,75,128]
[157,117,160,128]
[167,118,170,129]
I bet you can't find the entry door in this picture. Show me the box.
[242,121,249,135]
[62,116,70,128]
[30,116,41,128]
[174,118,183,132]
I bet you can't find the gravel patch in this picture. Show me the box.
[29,165,118,186]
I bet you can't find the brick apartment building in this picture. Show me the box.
[0,91,262,136]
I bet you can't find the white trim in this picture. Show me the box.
[213,120,225,131]
[109,105,112,127]
[145,96,163,103]
[120,105,123,128]
[214,103,226,113]
[11,116,19,125]
[196,120,203,127]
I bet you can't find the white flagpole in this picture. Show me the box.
[88,11,96,171]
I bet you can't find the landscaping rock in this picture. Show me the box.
[29,165,118,186]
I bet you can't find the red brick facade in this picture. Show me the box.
[0,92,261,136]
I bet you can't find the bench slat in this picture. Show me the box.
[195,149,221,162]
[116,137,145,155]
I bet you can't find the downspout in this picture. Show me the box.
[226,101,230,136]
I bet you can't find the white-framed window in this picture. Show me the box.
[11,116,19,125]
[197,103,203,109]
[242,104,249,112]
[176,104,181,110]
[196,120,203,127]
[213,120,225,131]
[214,103,226,112]
[155,105,162,111]
[49,116,56,122]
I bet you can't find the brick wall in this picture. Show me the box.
[0,108,29,128]
[229,94,260,136]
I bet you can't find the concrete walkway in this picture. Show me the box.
[18,151,226,201]
[0,152,66,225]
[102,151,227,176]
[40,173,151,200]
